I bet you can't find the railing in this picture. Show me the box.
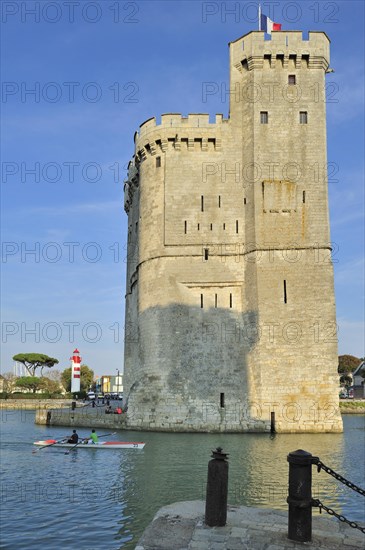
[287,449,365,542]
[204,447,365,540]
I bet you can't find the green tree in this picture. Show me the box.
[15,376,45,393]
[40,376,63,396]
[340,374,352,387]
[12,353,59,376]
[44,369,62,383]
[61,365,94,393]
[0,372,17,396]
[338,355,361,374]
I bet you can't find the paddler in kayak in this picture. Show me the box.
[67,430,79,444]
[89,429,98,444]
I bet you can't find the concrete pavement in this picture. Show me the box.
[136,501,364,549]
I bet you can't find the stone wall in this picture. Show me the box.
[0,399,73,410]
[35,407,126,429]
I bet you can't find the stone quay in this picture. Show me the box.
[136,501,364,550]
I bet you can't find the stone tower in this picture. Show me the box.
[123,31,342,433]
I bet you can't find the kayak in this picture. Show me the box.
[33,439,145,449]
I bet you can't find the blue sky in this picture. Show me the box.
[1,0,364,376]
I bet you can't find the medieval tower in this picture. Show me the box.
[123,31,343,433]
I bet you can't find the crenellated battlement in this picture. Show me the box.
[230,31,330,72]
[125,114,225,212]
[132,113,226,165]
[137,113,228,139]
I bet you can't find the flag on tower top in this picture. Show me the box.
[259,6,282,34]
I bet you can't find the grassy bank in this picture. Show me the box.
[339,400,365,414]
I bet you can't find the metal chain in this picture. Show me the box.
[315,460,365,496]
[312,498,365,534]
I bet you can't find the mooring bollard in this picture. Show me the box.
[205,447,229,527]
[287,449,318,542]
[71,401,76,411]
[270,411,276,433]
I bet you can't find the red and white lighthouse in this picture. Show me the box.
[70,348,82,393]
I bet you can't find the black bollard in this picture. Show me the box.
[205,447,229,527]
[71,401,76,411]
[270,411,276,434]
[287,449,318,542]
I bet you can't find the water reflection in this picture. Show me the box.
[0,412,363,550]
[119,420,364,548]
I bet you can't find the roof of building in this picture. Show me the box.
[353,361,365,376]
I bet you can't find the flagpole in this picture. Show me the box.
[258,4,261,30]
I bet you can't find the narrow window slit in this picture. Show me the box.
[200,294,204,308]
[220,393,225,408]
[218,195,221,208]
[201,195,204,212]
[260,111,268,124]
[204,248,209,261]
[236,220,239,233]
[215,294,217,308]
[229,293,232,308]
[300,111,308,124]
[284,280,287,304]
[302,191,306,203]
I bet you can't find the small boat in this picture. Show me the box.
[33,439,145,449]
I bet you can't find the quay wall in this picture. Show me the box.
[1,400,362,430]
[0,399,74,410]
[35,407,127,429]
[32,401,364,431]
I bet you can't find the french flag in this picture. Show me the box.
[260,11,282,34]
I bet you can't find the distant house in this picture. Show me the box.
[352,361,365,398]
[97,374,123,395]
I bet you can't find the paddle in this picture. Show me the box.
[32,437,68,453]
[64,432,117,454]
[64,440,82,454]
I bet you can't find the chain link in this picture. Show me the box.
[312,498,365,534]
[315,460,365,496]
[312,460,365,534]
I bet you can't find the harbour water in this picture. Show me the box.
[0,411,364,549]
